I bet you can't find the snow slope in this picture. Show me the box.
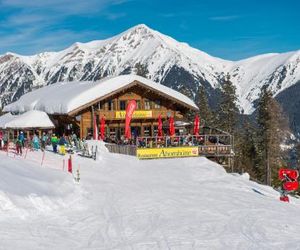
[1,143,300,249]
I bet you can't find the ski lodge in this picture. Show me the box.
[3,75,198,139]
[2,75,234,167]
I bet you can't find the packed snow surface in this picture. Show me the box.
[1,143,300,249]
[3,75,198,114]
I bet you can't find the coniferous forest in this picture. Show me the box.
[183,74,297,188]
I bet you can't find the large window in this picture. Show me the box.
[144,99,151,110]
[119,100,127,110]
[108,100,114,111]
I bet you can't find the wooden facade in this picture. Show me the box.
[53,80,197,139]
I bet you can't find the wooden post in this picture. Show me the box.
[27,131,30,142]
[91,106,94,136]
[80,115,83,139]
[151,121,154,137]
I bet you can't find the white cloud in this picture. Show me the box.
[209,15,240,21]
[0,0,130,54]
[0,0,119,14]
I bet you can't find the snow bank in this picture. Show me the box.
[0,154,78,219]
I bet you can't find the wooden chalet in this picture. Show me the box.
[3,75,198,139]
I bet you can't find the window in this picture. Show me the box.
[144,99,151,110]
[109,128,116,140]
[108,100,114,111]
[144,126,151,137]
[153,126,158,136]
[119,100,127,110]
[96,102,102,110]
[136,100,141,110]
[154,100,161,109]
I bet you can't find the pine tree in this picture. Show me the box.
[134,62,149,78]
[235,120,259,178]
[257,87,290,185]
[178,85,195,121]
[197,85,213,126]
[178,85,194,100]
[218,73,239,134]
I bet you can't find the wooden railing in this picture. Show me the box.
[105,143,137,156]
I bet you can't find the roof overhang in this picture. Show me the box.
[68,80,198,116]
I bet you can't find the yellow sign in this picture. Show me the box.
[115,110,152,119]
[137,147,199,159]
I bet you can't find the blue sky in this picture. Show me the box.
[0,0,299,60]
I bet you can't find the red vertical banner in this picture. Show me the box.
[93,115,98,140]
[100,116,105,140]
[169,116,175,136]
[193,115,200,135]
[125,100,137,139]
[68,155,73,173]
[158,114,163,137]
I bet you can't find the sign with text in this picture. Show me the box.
[137,147,199,159]
[116,110,152,119]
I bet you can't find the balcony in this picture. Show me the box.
[95,110,183,120]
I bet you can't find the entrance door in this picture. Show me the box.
[131,126,141,138]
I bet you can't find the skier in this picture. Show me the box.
[71,132,78,148]
[41,132,48,151]
[18,131,25,148]
[51,133,59,153]
[58,134,67,155]
[32,134,40,150]
[15,138,22,155]
[3,132,8,150]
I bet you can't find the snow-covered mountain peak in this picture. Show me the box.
[0,24,300,117]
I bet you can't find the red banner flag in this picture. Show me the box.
[125,100,137,139]
[169,116,175,136]
[158,114,163,137]
[68,155,73,173]
[100,116,105,140]
[93,115,98,140]
[193,115,200,135]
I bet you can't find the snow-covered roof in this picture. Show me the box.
[3,75,198,115]
[0,113,16,129]
[5,110,54,129]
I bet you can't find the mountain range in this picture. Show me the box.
[0,24,299,130]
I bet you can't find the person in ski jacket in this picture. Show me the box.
[15,138,22,155]
[18,131,25,147]
[2,133,8,150]
[32,134,40,150]
[58,134,67,155]
[41,132,48,151]
[51,134,59,153]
